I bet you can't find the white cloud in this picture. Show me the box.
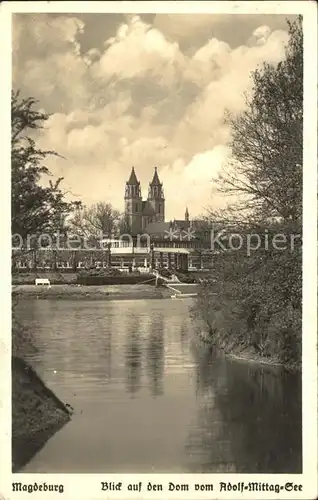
[174,27,289,156]
[252,25,272,45]
[184,147,230,182]
[193,38,231,64]
[160,146,231,218]
[92,16,184,85]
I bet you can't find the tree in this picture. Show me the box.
[11,91,80,244]
[117,213,131,234]
[69,202,121,244]
[218,17,302,224]
[194,18,303,368]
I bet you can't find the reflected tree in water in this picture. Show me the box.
[179,318,191,354]
[145,313,165,397]
[100,326,112,383]
[186,347,236,472]
[125,315,142,396]
[211,361,302,473]
[186,348,301,473]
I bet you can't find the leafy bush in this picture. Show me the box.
[174,270,197,283]
[77,267,122,278]
[193,223,302,367]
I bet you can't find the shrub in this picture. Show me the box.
[192,223,302,368]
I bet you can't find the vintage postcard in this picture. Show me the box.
[0,1,317,499]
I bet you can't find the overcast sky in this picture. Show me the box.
[13,13,294,219]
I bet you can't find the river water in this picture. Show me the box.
[16,298,302,473]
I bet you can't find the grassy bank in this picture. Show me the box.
[12,357,72,472]
[12,271,159,286]
[12,270,199,286]
[12,284,172,300]
[12,306,72,471]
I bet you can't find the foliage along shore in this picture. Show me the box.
[196,333,301,372]
[192,294,302,372]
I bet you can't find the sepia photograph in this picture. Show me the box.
[1,1,317,496]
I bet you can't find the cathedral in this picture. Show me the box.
[124,166,190,235]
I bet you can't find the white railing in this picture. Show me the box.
[109,247,150,255]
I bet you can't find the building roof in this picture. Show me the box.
[145,222,170,235]
[172,219,190,230]
[126,167,139,185]
[150,167,161,186]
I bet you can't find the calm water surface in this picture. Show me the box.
[16,299,302,473]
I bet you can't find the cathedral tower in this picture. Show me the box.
[147,167,165,223]
[124,167,142,234]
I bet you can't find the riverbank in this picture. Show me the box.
[12,284,172,300]
[225,348,300,372]
[12,312,73,471]
[12,356,72,472]
[195,333,301,372]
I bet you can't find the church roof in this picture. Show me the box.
[126,167,139,185]
[145,222,170,235]
[172,219,190,229]
[141,200,156,216]
[150,167,161,186]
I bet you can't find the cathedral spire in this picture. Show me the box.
[150,167,161,186]
[125,167,141,199]
[127,166,139,185]
[185,207,189,222]
[147,167,165,222]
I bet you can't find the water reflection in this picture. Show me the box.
[101,328,112,383]
[179,318,189,354]
[185,345,233,472]
[187,346,302,473]
[145,313,164,397]
[124,311,165,397]
[212,359,302,473]
[125,315,142,396]
[16,299,302,473]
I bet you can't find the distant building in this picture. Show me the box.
[12,167,217,273]
[124,166,165,234]
[98,167,215,270]
[124,166,192,236]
